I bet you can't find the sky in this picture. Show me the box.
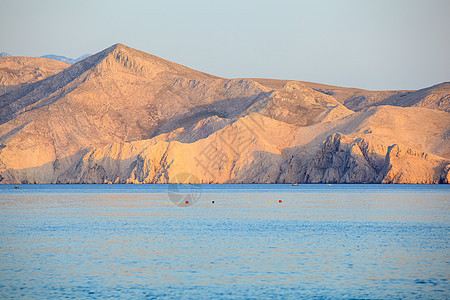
[1,0,449,90]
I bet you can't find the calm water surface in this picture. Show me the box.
[0,184,449,299]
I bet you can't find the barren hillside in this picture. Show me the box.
[0,44,448,184]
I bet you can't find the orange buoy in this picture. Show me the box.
[278,200,282,203]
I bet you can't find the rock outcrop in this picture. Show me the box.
[382,144,449,184]
[291,133,449,184]
[256,81,354,126]
[299,133,386,183]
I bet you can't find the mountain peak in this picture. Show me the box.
[102,43,150,57]
[282,81,309,92]
[112,43,127,50]
[103,43,127,53]
[85,43,219,80]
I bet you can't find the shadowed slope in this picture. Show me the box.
[378,82,450,112]
[253,79,450,112]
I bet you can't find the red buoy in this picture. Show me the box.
[278,200,282,203]
[185,200,189,204]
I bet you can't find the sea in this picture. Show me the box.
[0,184,448,299]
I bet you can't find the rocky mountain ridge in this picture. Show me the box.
[0,43,448,184]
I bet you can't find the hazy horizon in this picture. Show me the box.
[1,0,449,91]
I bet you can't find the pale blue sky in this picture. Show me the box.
[1,0,449,90]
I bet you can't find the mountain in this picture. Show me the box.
[40,54,91,64]
[306,80,449,112]
[0,52,11,58]
[56,107,450,184]
[252,79,407,110]
[0,56,70,96]
[0,43,448,184]
[253,78,450,112]
[375,82,450,112]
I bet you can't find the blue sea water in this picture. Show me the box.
[0,184,449,299]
